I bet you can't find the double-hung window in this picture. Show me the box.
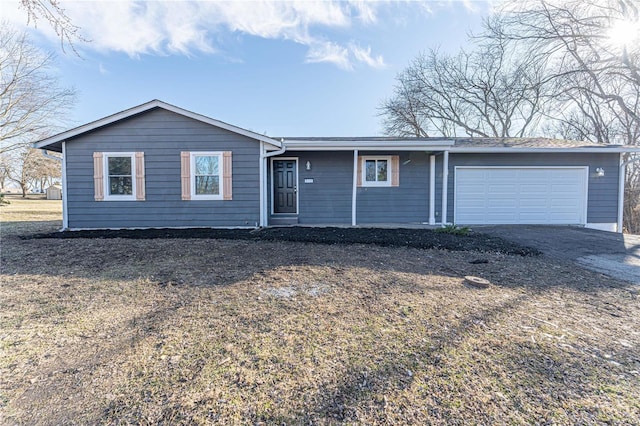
[191,152,223,200]
[181,151,232,201]
[94,152,145,201]
[107,155,134,197]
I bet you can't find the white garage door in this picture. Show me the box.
[455,167,588,225]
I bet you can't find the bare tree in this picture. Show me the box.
[0,156,10,190]
[3,149,34,196]
[3,148,60,197]
[483,0,640,231]
[18,0,84,51]
[380,38,550,138]
[485,0,640,132]
[0,25,76,155]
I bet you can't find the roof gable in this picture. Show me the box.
[33,100,282,152]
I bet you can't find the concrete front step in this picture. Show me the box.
[269,216,299,225]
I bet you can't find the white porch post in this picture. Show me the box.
[352,149,358,226]
[429,154,436,225]
[441,150,449,225]
[259,142,265,227]
[61,141,68,230]
[617,153,625,233]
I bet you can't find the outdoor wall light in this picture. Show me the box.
[595,167,605,177]
[305,161,312,171]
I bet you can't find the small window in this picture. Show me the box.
[362,156,392,186]
[103,153,137,200]
[191,152,223,200]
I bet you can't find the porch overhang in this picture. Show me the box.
[282,138,454,151]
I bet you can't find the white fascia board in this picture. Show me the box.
[447,147,640,154]
[33,100,282,150]
[284,140,454,151]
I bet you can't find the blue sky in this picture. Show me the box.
[2,0,491,136]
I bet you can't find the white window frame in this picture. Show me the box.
[103,152,137,201]
[361,156,392,187]
[190,151,224,200]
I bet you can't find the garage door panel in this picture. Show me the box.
[519,200,547,209]
[550,198,580,206]
[455,167,586,225]
[520,170,548,179]
[489,199,519,208]
[520,184,548,193]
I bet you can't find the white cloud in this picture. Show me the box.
[305,41,352,70]
[0,0,400,69]
[349,43,386,69]
[98,63,109,75]
[1,0,391,69]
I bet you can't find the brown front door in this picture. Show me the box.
[273,160,297,214]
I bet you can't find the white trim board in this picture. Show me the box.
[586,223,617,232]
[34,100,282,151]
[61,142,68,230]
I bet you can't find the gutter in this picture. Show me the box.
[263,140,287,158]
[42,150,62,161]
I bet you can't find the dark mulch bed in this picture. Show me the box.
[26,227,541,256]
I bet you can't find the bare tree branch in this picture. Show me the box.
[379,40,550,138]
[0,24,76,155]
[18,0,86,53]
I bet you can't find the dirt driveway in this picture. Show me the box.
[476,225,640,285]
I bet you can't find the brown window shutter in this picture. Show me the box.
[223,151,233,200]
[93,152,104,201]
[391,156,400,187]
[356,156,362,187]
[135,152,145,200]
[180,151,191,200]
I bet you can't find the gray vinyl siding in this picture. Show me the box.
[65,108,261,229]
[269,151,433,225]
[445,153,621,224]
[357,151,431,224]
[270,151,353,224]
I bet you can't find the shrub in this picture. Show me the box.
[435,224,471,236]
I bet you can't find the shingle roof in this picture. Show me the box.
[450,137,615,149]
[280,136,637,152]
[282,136,617,149]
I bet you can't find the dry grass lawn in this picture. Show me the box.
[1,196,639,425]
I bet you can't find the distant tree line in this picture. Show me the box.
[380,0,640,232]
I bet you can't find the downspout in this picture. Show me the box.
[617,153,640,233]
[441,150,449,225]
[260,140,287,227]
